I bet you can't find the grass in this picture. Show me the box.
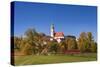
[14,53,97,66]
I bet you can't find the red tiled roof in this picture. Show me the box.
[54,32,64,37]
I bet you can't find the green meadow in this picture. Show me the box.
[14,53,97,66]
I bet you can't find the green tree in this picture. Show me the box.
[87,32,93,42]
[78,32,87,52]
[49,41,58,54]
[91,41,97,52]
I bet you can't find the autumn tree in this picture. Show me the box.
[78,32,97,52]
[14,36,23,51]
[24,28,48,55]
[65,38,77,50]
[59,40,68,53]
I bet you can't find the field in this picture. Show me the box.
[14,53,97,66]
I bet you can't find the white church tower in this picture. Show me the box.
[50,24,64,43]
[51,24,55,37]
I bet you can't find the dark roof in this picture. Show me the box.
[65,35,76,39]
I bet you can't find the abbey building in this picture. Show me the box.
[50,24,64,43]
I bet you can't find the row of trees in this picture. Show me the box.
[13,28,97,55]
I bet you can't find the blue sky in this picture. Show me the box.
[13,1,97,41]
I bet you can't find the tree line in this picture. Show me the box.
[13,28,97,55]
